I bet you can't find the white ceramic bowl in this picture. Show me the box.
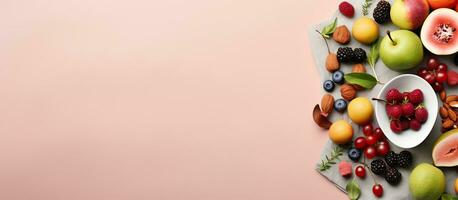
[374,74,438,149]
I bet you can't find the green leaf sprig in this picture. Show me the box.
[362,0,373,16]
[344,73,377,89]
[317,146,343,172]
[346,178,361,200]
[315,18,337,54]
[367,39,381,83]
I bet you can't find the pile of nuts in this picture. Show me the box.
[438,90,458,132]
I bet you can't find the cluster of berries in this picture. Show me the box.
[417,58,448,92]
[381,88,428,133]
[370,151,412,186]
[348,124,390,162]
[336,47,367,63]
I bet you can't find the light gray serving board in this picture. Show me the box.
[308,0,457,199]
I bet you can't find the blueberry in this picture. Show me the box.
[348,147,361,162]
[332,71,345,84]
[323,80,335,92]
[334,99,347,112]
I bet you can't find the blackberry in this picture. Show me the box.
[370,159,387,176]
[373,0,391,24]
[337,47,354,63]
[398,151,413,168]
[385,167,402,185]
[384,151,398,167]
[353,48,367,63]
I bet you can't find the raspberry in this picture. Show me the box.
[390,120,403,133]
[415,106,428,123]
[386,88,402,104]
[373,0,391,24]
[386,104,402,119]
[338,161,353,177]
[339,1,355,18]
[400,118,410,130]
[385,167,402,185]
[398,151,413,168]
[384,151,398,167]
[370,159,387,176]
[408,89,424,105]
[410,119,421,131]
[401,103,415,117]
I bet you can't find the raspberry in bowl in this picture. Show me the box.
[373,74,438,148]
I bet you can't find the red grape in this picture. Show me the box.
[366,135,378,146]
[424,73,436,84]
[362,124,373,136]
[372,184,383,197]
[417,68,429,78]
[437,63,448,72]
[354,137,367,149]
[364,146,377,159]
[376,141,390,156]
[373,128,385,141]
[427,58,440,70]
[433,81,444,92]
[436,71,447,83]
[355,165,366,178]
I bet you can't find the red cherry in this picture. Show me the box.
[427,58,440,70]
[366,135,378,146]
[354,137,367,149]
[433,81,444,92]
[424,73,436,84]
[373,128,386,141]
[437,63,448,72]
[372,184,384,197]
[436,71,448,83]
[355,165,366,178]
[364,146,377,159]
[417,68,429,78]
[362,124,373,136]
[376,141,390,156]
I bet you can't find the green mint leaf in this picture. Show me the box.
[367,39,380,67]
[442,194,458,200]
[346,179,360,200]
[344,73,377,89]
[362,0,373,16]
[320,18,337,37]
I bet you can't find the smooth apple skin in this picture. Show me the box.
[391,0,430,30]
[380,30,423,71]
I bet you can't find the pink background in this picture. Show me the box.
[0,0,345,199]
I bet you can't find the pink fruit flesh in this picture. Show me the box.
[433,133,458,167]
[421,8,458,55]
[339,161,353,176]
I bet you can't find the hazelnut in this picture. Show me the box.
[332,25,351,44]
[352,64,366,73]
[326,53,340,72]
[321,94,334,114]
[340,84,356,101]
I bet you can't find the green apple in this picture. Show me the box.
[380,30,423,71]
[409,163,445,200]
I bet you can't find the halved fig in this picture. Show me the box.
[421,8,458,55]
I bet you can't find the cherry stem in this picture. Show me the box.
[386,30,397,45]
[315,29,331,54]
[372,97,387,103]
[362,156,378,185]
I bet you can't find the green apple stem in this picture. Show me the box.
[386,30,396,46]
[315,29,331,54]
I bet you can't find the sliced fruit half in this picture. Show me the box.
[420,8,458,55]
[432,128,458,167]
